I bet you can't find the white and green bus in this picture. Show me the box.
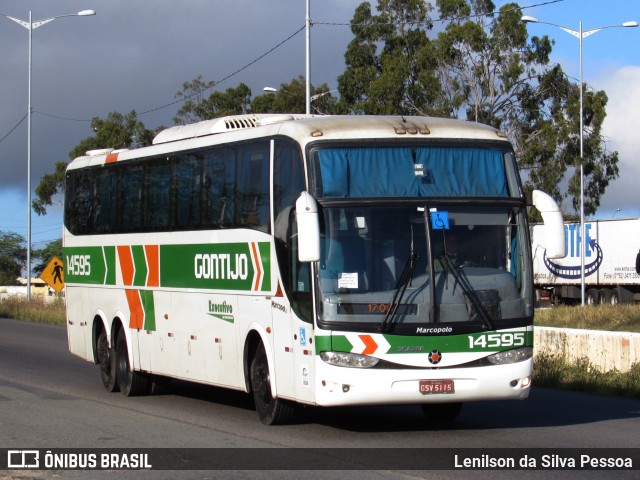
[64,114,564,424]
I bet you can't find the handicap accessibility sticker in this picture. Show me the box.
[431,211,450,230]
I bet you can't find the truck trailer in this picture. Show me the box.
[531,218,640,305]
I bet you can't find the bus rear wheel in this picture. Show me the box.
[250,343,295,425]
[115,331,151,397]
[97,329,119,392]
[421,402,463,422]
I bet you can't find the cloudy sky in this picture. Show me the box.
[1,0,639,251]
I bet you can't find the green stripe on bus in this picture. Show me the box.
[315,336,331,352]
[104,246,116,285]
[132,245,148,287]
[63,242,271,292]
[64,246,113,285]
[140,290,156,331]
[258,242,271,291]
[323,330,533,355]
[330,335,354,353]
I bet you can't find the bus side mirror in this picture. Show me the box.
[531,190,565,259]
[296,191,320,262]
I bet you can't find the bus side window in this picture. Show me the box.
[173,155,202,230]
[119,164,143,233]
[202,148,234,228]
[65,169,94,235]
[144,158,171,231]
[94,167,118,234]
[237,142,270,231]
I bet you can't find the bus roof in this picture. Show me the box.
[69,114,509,170]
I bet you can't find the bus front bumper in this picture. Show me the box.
[314,359,533,407]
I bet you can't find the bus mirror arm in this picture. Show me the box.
[295,192,321,262]
[531,190,566,259]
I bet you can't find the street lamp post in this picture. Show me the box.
[1,9,95,301]
[522,15,637,306]
[305,0,311,114]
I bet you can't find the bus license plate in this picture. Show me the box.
[419,379,454,394]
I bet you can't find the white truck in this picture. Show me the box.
[532,218,640,305]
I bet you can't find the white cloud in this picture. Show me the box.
[594,66,640,218]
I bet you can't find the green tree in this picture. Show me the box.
[33,111,154,216]
[0,232,26,285]
[173,77,252,124]
[338,0,451,116]
[250,76,340,115]
[32,238,63,276]
[339,0,618,217]
[517,67,618,216]
[434,0,618,216]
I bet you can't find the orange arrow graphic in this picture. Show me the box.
[359,335,378,355]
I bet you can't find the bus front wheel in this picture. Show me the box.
[250,343,295,425]
[97,329,119,392]
[115,331,151,397]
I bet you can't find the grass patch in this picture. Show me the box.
[0,296,66,325]
[534,354,640,398]
[534,304,640,398]
[535,304,640,332]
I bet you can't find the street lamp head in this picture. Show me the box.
[622,21,638,28]
[263,87,278,93]
[77,10,96,16]
[521,15,539,23]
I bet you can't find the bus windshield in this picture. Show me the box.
[316,204,532,330]
[310,145,532,331]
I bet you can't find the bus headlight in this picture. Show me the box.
[486,347,533,365]
[320,351,379,368]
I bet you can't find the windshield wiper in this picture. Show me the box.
[439,254,495,331]
[380,250,418,333]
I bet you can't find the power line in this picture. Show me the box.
[0,113,27,145]
[13,0,564,125]
[137,24,306,117]
[24,25,305,124]
[34,111,90,123]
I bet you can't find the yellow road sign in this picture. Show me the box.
[40,256,65,293]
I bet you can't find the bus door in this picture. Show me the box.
[271,291,315,403]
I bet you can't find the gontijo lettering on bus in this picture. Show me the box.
[63,242,271,292]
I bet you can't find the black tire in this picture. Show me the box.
[115,331,151,397]
[598,289,609,305]
[97,329,119,392]
[585,288,599,305]
[250,343,295,425]
[421,402,463,422]
[609,289,620,305]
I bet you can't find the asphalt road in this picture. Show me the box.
[1,317,639,479]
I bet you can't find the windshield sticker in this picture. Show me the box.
[338,272,358,289]
[431,211,450,230]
